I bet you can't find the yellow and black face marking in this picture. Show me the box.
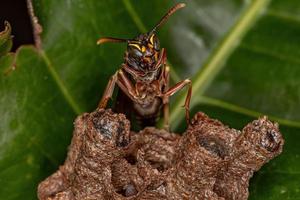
[149,34,155,45]
[127,33,160,57]
[148,34,155,48]
[125,32,162,71]
[148,34,160,50]
[128,40,150,54]
[128,42,143,60]
[128,43,141,51]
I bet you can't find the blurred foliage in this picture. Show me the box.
[0,0,299,199]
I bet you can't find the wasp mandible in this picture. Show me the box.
[97,3,191,130]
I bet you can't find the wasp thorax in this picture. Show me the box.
[126,33,160,72]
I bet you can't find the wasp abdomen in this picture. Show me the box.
[133,97,162,127]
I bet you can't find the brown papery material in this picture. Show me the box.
[38,109,284,200]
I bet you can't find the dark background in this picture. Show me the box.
[0,0,34,51]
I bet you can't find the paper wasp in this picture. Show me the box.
[97,3,191,130]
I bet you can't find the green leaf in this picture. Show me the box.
[0,0,299,199]
[0,46,75,199]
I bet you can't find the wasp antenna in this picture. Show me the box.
[150,3,186,33]
[97,37,128,45]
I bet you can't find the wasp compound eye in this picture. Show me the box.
[149,34,160,50]
[128,45,143,58]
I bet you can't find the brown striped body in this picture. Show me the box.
[98,3,192,130]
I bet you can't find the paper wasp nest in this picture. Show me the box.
[38,109,284,200]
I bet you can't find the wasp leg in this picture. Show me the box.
[98,69,138,110]
[98,72,118,109]
[161,66,170,130]
[117,70,137,100]
[163,79,192,125]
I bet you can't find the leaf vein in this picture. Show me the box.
[40,51,82,115]
[197,96,300,128]
[170,0,271,129]
[240,43,300,65]
[267,9,300,24]
[121,0,147,33]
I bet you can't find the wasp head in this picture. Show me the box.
[126,33,161,72]
[97,3,185,81]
